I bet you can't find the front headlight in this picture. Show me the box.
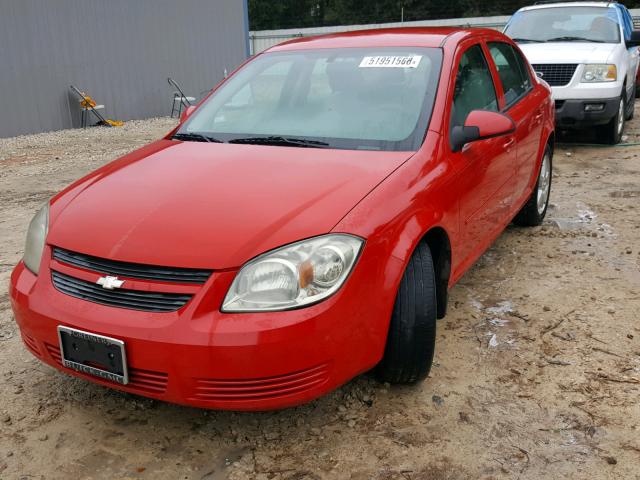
[581,64,617,83]
[222,234,363,312]
[23,203,49,274]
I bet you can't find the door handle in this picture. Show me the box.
[503,138,515,149]
[534,109,544,123]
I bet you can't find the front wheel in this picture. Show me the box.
[603,95,625,145]
[626,85,635,121]
[513,144,552,227]
[376,242,437,384]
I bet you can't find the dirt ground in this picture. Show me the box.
[1,113,639,480]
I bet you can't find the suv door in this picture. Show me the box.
[487,41,545,213]
[617,4,639,99]
[448,42,516,265]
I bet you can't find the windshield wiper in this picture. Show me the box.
[511,37,544,43]
[171,132,224,143]
[228,136,330,148]
[546,36,606,43]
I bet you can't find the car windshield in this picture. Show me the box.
[505,6,621,44]
[178,47,443,151]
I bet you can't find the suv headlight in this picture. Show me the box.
[222,234,363,312]
[581,64,617,83]
[24,203,49,274]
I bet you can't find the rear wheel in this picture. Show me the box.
[376,242,437,384]
[513,144,552,227]
[603,95,625,145]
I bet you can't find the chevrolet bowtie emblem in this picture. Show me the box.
[97,276,124,290]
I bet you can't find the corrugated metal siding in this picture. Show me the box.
[0,0,248,138]
[249,9,640,54]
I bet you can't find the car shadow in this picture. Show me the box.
[557,126,610,145]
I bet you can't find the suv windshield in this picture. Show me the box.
[178,47,442,151]
[505,6,621,44]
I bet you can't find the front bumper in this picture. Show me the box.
[9,244,402,410]
[554,97,620,128]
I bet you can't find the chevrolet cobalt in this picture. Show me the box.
[10,28,554,410]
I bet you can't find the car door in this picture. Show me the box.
[487,41,544,215]
[448,42,517,266]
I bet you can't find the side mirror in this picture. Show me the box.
[625,30,640,48]
[451,110,516,152]
[627,31,640,48]
[180,105,196,123]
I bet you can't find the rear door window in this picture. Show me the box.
[488,42,532,107]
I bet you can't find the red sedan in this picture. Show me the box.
[10,28,554,410]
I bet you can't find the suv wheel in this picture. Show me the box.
[604,95,625,145]
[376,242,437,384]
[626,85,635,121]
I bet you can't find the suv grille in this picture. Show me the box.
[531,64,578,87]
[52,247,211,284]
[51,270,192,312]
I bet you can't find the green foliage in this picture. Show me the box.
[249,0,640,30]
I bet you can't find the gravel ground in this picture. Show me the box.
[1,115,639,480]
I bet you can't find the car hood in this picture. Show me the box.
[518,42,616,65]
[48,140,412,269]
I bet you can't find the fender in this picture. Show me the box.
[332,131,459,312]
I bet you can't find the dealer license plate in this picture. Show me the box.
[57,326,129,385]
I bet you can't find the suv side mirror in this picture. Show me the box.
[626,31,640,48]
[451,110,516,152]
[180,105,196,123]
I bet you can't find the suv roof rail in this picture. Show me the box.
[533,0,617,4]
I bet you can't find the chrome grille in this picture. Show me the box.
[52,247,211,284]
[51,270,192,312]
[531,64,578,87]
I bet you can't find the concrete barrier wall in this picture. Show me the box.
[250,9,640,54]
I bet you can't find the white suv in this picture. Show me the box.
[505,1,640,143]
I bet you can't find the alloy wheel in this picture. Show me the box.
[536,151,551,215]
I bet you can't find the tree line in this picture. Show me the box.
[249,0,640,30]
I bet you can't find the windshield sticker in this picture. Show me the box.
[359,55,422,68]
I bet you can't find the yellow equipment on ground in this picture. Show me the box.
[70,85,124,127]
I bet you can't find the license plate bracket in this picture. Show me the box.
[57,326,128,385]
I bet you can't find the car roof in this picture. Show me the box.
[266,27,496,52]
[518,2,615,12]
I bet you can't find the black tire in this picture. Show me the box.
[626,85,635,121]
[376,242,437,384]
[603,95,625,145]
[513,144,552,227]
